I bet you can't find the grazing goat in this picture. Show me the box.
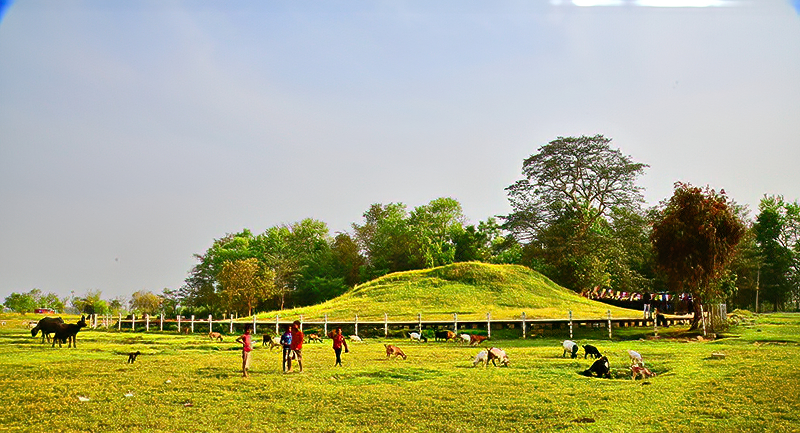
[263,335,281,350]
[471,350,489,367]
[349,335,363,343]
[31,317,65,344]
[459,334,471,344]
[583,344,602,359]
[631,364,655,380]
[409,332,428,343]
[384,344,407,360]
[127,351,141,363]
[469,334,489,346]
[562,340,579,358]
[306,333,323,343]
[581,356,611,378]
[208,332,223,342]
[434,330,456,342]
[52,316,87,348]
[627,350,644,366]
[487,347,510,367]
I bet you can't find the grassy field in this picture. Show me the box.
[1,312,799,432]
[263,262,641,321]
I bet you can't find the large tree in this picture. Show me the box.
[650,183,746,329]
[503,135,649,292]
[217,258,274,316]
[753,195,800,311]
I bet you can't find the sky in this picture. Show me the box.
[1,0,799,302]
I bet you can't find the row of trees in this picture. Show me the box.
[5,135,798,325]
[2,288,168,316]
[174,135,798,327]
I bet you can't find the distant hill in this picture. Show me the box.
[259,262,641,321]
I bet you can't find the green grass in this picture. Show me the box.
[259,262,642,321]
[2,312,799,432]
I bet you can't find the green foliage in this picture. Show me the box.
[3,289,67,313]
[129,290,162,315]
[753,195,800,311]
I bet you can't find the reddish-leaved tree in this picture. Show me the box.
[650,183,745,329]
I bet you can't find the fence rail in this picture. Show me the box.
[84,310,695,340]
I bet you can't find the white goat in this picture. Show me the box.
[409,332,427,343]
[472,350,489,367]
[349,335,363,342]
[627,349,644,366]
[562,340,579,358]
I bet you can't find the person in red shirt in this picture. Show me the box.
[289,320,304,373]
[332,327,349,367]
[235,324,253,378]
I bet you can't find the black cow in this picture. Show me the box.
[52,316,87,348]
[31,317,65,344]
[581,356,611,378]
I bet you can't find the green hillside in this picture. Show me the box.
[258,262,641,321]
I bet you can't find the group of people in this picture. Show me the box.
[234,320,349,377]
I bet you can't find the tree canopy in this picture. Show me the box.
[650,183,746,328]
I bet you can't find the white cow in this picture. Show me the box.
[349,335,363,342]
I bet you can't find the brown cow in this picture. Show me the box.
[306,333,322,343]
[208,332,223,342]
[384,344,407,360]
[469,334,489,346]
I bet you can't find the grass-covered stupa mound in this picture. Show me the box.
[259,262,641,321]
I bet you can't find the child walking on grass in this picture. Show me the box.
[235,324,253,377]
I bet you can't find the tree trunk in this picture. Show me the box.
[689,300,703,331]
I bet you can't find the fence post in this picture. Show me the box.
[418,313,422,333]
[487,312,491,339]
[132,314,136,332]
[160,313,164,332]
[300,315,304,332]
[208,315,213,333]
[384,313,388,338]
[325,313,329,337]
[355,314,359,336]
[568,310,573,340]
[252,315,257,335]
[118,313,122,331]
[177,315,181,333]
[654,309,659,337]
[607,310,612,339]
[700,304,707,337]
[230,314,234,334]
[146,314,150,332]
[521,312,527,339]
[275,315,279,335]
[454,313,459,334]
[190,315,195,334]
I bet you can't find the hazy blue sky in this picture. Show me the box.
[1,0,799,301]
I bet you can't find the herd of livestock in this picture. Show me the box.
[25,316,656,379]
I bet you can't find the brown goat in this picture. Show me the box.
[384,344,407,360]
